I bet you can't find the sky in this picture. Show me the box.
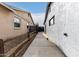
[6,2,47,26]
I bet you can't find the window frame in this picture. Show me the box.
[49,15,55,26]
[13,16,21,30]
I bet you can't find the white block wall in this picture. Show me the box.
[45,2,79,57]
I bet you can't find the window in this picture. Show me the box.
[13,17,21,29]
[49,15,55,26]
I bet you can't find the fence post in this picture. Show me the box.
[0,39,4,57]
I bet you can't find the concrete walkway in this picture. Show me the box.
[23,32,65,57]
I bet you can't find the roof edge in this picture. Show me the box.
[0,2,34,25]
[0,2,16,13]
[29,13,35,25]
[43,2,52,25]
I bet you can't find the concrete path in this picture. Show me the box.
[23,32,65,57]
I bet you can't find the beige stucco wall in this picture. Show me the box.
[14,10,33,25]
[0,5,28,40]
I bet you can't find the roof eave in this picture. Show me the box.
[0,2,16,13]
[43,2,53,25]
[29,13,35,25]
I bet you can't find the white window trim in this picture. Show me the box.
[13,16,21,30]
[49,15,55,26]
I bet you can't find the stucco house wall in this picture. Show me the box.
[45,2,79,57]
[13,10,34,25]
[0,4,28,40]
